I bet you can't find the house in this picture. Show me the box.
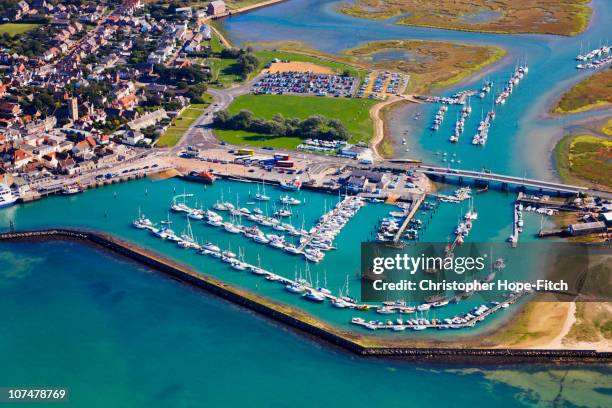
[340,170,388,193]
[126,109,168,131]
[115,94,138,110]
[122,130,144,145]
[12,149,32,168]
[207,0,226,16]
[58,156,76,174]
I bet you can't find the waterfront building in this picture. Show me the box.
[208,1,227,16]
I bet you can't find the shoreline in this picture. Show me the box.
[1,228,610,364]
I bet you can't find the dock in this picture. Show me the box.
[297,195,364,252]
[511,204,520,248]
[351,291,527,332]
[393,193,426,243]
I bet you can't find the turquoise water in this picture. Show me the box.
[1,242,610,407]
[1,1,611,405]
[1,178,543,338]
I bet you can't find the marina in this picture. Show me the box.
[1,0,612,404]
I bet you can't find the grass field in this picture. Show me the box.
[214,94,377,149]
[0,23,40,36]
[554,69,612,114]
[156,104,208,147]
[207,58,243,87]
[554,134,612,189]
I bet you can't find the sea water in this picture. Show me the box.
[1,242,610,407]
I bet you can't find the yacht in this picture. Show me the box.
[302,290,325,303]
[201,242,221,252]
[223,222,242,234]
[0,184,17,208]
[285,282,306,293]
[279,195,301,205]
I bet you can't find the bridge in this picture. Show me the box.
[417,166,593,196]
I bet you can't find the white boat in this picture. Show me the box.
[230,260,248,271]
[187,211,204,220]
[223,223,242,234]
[255,180,270,201]
[285,283,306,293]
[376,307,395,314]
[280,195,301,205]
[302,290,325,303]
[61,185,82,195]
[132,208,154,229]
[416,303,431,312]
[252,235,270,244]
[207,218,223,227]
[0,183,18,208]
[283,245,302,255]
[201,242,221,252]
[274,209,292,217]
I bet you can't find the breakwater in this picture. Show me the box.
[1,228,611,364]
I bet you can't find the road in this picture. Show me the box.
[172,79,258,152]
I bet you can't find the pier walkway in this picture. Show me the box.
[393,193,426,243]
[352,291,526,331]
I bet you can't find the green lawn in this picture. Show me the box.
[207,57,243,87]
[157,104,207,147]
[0,23,40,36]
[253,50,365,79]
[210,32,224,54]
[214,94,377,149]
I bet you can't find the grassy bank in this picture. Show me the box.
[0,23,40,36]
[554,134,612,190]
[554,69,612,114]
[566,303,612,343]
[338,0,591,36]
[215,94,376,149]
[343,39,505,93]
[156,103,209,147]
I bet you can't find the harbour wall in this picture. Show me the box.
[1,228,611,364]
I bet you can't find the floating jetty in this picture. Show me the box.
[351,291,525,332]
[509,203,522,248]
[393,193,426,243]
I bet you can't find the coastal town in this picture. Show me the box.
[0,0,612,407]
[0,1,611,400]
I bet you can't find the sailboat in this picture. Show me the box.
[255,179,270,201]
[250,254,268,275]
[178,218,199,248]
